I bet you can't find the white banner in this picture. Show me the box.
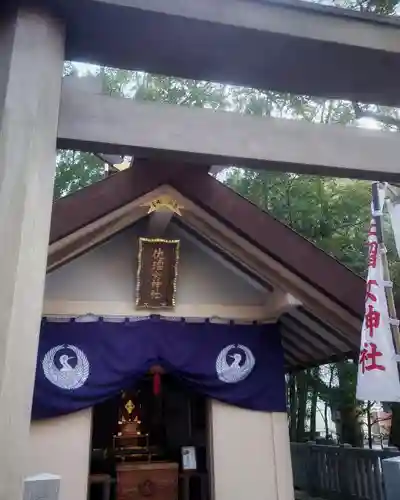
[387,199,400,258]
[356,219,400,402]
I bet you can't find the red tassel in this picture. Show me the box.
[153,372,161,396]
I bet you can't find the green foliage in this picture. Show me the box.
[225,170,371,276]
[54,151,105,199]
[312,0,399,14]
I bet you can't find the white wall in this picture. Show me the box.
[210,401,294,500]
[44,223,266,307]
[29,221,292,500]
[28,410,92,500]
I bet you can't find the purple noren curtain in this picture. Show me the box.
[32,317,286,420]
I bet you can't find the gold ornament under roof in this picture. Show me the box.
[113,158,131,171]
[142,195,183,216]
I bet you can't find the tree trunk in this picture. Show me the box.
[339,405,363,447]
[288,374,297,442]
[309,367,319,441]
[337,361,363,447]
[324,365,335,440]
[367,402,373,449]
[389,403,400,448]
[324,402,330,439]
[296,371,308,442]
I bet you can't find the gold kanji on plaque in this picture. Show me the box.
[136,238,180,309]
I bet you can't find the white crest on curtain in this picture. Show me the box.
[216,344,255,383]
[42,344,90,390]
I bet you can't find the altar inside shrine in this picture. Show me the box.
[89,376,208,500]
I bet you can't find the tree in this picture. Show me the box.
[295,371,309,442]
[309,367,320,441]
[324,365,336,441]
[336,361,364,447]
[225,171,371,276]
[54,151,105,199]
[288,374,298,442]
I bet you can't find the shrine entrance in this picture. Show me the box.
[89,374,210,500]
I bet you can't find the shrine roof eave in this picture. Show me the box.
[13,0,400,106]
[47,162,366,370]
[49,161,365,319]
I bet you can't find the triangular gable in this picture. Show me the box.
[46,221,268,308]
[48,160,364,369]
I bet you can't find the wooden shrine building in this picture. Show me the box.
[2,1,400,500]
[27,162,365,500]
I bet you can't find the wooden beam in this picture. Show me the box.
[57,0,400,105]
[280,322,328,358]
[58,84,400,181]
[146,211,174,237]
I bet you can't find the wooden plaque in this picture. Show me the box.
[136,238,180,309]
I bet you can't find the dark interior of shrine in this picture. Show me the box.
[89,375,209,500]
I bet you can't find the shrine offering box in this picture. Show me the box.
[116,462,179,500]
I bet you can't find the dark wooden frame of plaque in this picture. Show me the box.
[135,238,180,309]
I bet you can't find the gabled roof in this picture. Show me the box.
[48,160,365,370]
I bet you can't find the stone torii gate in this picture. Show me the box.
[2,1,400,499]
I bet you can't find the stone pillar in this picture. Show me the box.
[0,9,64,500]
[209,400,294,500]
